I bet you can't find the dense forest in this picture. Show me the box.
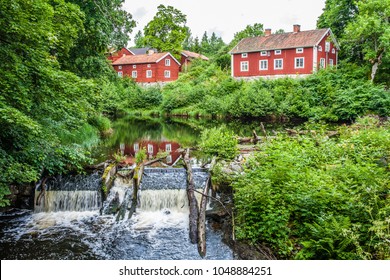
[0,0,389,260]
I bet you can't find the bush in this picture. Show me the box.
[199,126,238,160]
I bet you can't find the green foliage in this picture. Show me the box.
[231,23,264,47]
[144,4,188,57]
[135,148,147,165]
[199,126,239,160]
[343,0,390,81]
[233,117,390,259]
[0,0,136,206]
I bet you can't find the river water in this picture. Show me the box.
[0,116,295,260]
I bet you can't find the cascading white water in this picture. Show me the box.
[34,191,102,212]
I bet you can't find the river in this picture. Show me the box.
[0,116,294,260]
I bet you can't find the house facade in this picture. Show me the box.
[230,25,339,79]
[111,52,181,83]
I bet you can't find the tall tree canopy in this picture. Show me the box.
[143,4,188,57]
[317,0,358,39]
[343,0,390,82]
[231,23,264,46]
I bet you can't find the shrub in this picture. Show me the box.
[199,126,238,160]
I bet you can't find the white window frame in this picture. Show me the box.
[118,71,123,77]
[296,48,304,53]
[332,48,336,54]
[146,70,152,78]
[240,61,249,72]
[329,59,334,67]
[166,155,172,164]
[134,143,139,152]
[165,59,171,66]
[318,45,323,52]
[295,57,305,69]
[259,60,268,70]
[274,59,283,70]
[275,50,282,55]
[147,64,151,68]
[260,51,268,56]
[320,58,326,69]
[118,65,122,70]
[147,144,153,154]
[164,70,171,78]
[133,65,137,69]
[132,71,137,78]
[241,53,248,58]
[165,144,172,152]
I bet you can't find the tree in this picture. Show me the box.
[209,32,226,55]
[201,31,210,54]
[343,0,390,81]
[144,4,188,57]
[65,0,136,78]
[134,30,145,48]
[182,28,194,50]
[193,36,201,53]
[231,23,264,46]
[317,0,358,40]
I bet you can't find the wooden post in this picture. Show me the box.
[183,148,199,244]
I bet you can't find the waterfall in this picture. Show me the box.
[34,173,102,213]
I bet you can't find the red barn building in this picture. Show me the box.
[180,50,209,72]
[230,25,339,79]
[112,51,181,83]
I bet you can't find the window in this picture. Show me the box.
[274,59,283,70]
[332,48,336,54]
[241,53,248,58]
[118,66,122,70]
[146,70,152,78]
[260,51,268,56]
[165,144,172,152]
[133,65,137,69]
[134,143,139,152]
[296,48,304,53]
[329,59,334,67]
[318,46,323,52]
[132,71,137,78]
[325,42,330,52]
[166,155,172,164]
[240,61,249,72]
[275,50,282,55]
[320,58,326,69]
[259,60,268,70]
[164,70,171,78]
[295,57,304,69]
[165,59,171,66]
[118,71,123,77]
[147,64,151,68]
[147,144,153,154]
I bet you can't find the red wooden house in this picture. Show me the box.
[230,25,339,79]
[111,51,181,83]
[120,140,181,166]
[180,50,209,72]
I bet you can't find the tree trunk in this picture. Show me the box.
[197,176,210,258]
[371,50,384,82]
[182,148,199,244]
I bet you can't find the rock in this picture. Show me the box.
[229,163,243,173]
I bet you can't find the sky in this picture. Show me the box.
[123,0,327,45]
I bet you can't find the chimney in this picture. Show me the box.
[293,24,301,33]
[265,28,272,36]
[147,49,155,55]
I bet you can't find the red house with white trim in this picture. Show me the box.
[230,25,340,79]
[112,51,181,83]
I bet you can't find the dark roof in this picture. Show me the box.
[230,28,333,54]
[112,52,181,66]
[129,47,158,55]
[181,50,209,60]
